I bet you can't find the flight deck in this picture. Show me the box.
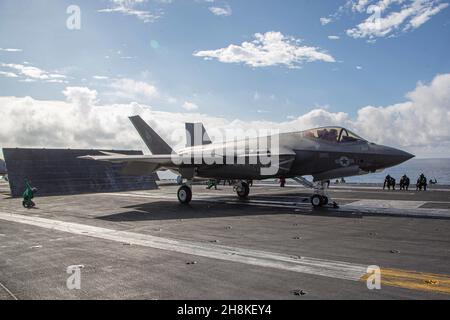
[0,180,449,300]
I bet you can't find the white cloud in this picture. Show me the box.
[0,71,19,78]
[63,87,98,115]
[209,5,232,16]
[0,62,67,83]
[408,1,449,28]
[63,87,98,105]
[108,78,159,101]
[0,48,22,52]
[0,90,219,155]
[352,73,450,154]
[19,78,36,83]
[346,0,449,39]
[1,73,450,157]
[356,65,363,69]
[320,17,332,25]
[320,0,379,26]
[352,0,372,12]
[193,31,335,69]
[322,1,448,39]
[328,35,341,40]
[167,96,177,104]
[182,101,199,111]
[93,75,109,80]
[98,0,160,23]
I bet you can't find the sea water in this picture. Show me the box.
[346,158,450,185]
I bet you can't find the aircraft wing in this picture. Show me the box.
[78,152,296,177]
[78,153,179,176]
[79,153,176,164]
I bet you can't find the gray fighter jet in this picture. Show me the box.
[80,116,414,207]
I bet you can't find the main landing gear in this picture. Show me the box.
[177,185,192,204]
[234,181,250,199]
[22,199,36,208]
[177,179,251,204]
[310,194,329,207]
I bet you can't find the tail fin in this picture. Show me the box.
[129,116,174,155]
[185,123,212,147]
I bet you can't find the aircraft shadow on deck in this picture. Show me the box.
[96,199,363,222]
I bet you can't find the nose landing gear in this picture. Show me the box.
[310,195,329,207]
[292,177,339,208]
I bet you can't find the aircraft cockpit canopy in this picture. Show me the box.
[302,127,366,143]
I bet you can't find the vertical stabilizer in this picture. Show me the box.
[185,123,212,147]
[129,116,174,155]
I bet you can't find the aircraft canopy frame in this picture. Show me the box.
[300,127,367,144]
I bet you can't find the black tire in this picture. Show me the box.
[236,181,250,199]
[23,200,34,208]
[311,195,322,207]
[321,196,329,206]
[177,185,192,204]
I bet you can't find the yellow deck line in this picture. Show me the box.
[361,268,450,295]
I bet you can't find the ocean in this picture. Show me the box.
[345,158,450,185]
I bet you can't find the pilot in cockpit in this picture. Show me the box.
[327,129,338,142]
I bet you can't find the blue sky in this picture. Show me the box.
[1,0,450,157]
[0,0,448,119]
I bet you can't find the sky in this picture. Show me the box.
[0,0,450,158]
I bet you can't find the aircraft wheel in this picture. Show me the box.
[22,200,35,209]
[177,185,192,204]
[236,181,250,199]
[321,196,329,205]
[310,195,322,207]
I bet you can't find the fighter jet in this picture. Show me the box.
[80,116,414,207]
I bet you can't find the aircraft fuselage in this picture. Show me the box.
[176,128,413,181]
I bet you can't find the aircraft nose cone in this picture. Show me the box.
[397,149,415,163]
[379,146,415,167]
